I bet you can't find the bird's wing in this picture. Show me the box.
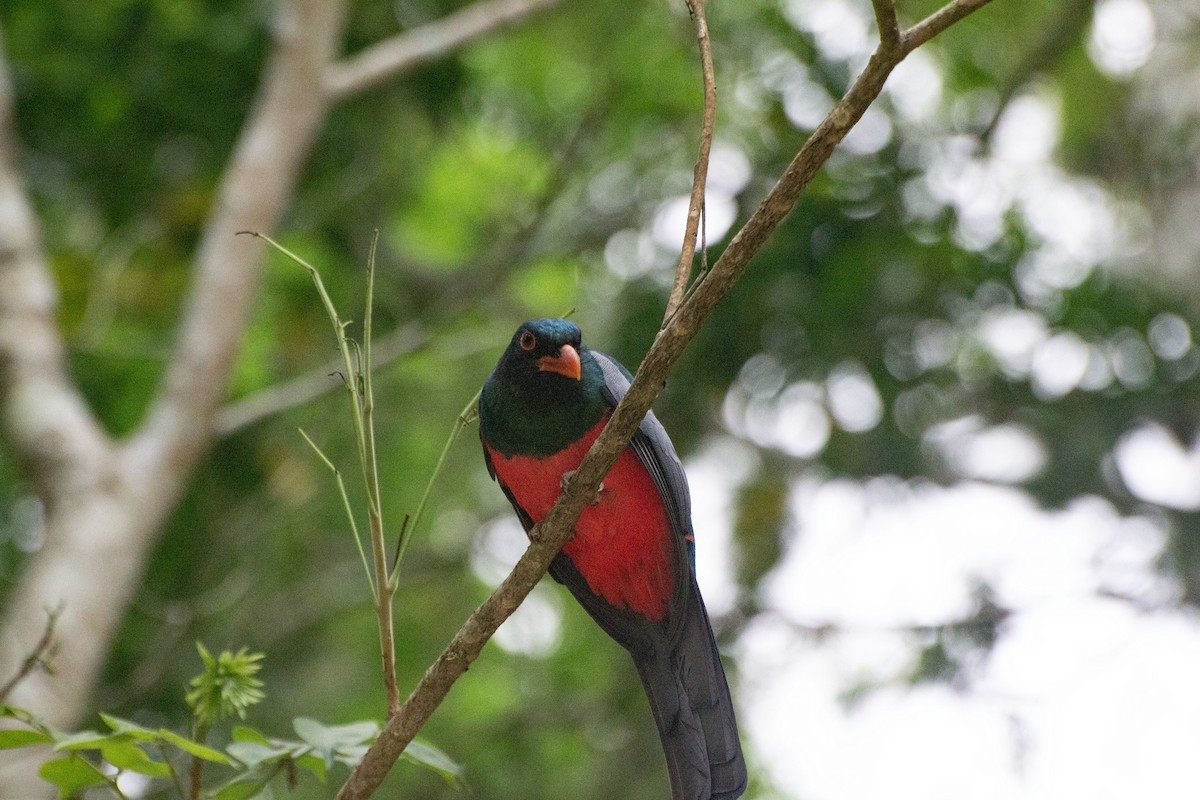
[590,350,697,645]
[590,350,695,564]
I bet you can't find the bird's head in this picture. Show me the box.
[498,317,584,384]
[481,318,607,456]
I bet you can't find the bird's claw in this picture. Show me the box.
[561,469,605,505]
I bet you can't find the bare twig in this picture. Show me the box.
[241,230,403,716]
[664,0,718,324]
[0,606,61,704]
[359,241,402,718]
[325,0,565,99]
[335,0,997,796]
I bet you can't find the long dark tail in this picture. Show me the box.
[633,585,747,800]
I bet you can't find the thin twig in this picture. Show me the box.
[901,0,994,53]
[361,239,401,718]
[325,0,565,99]
[0,605,61,703]
[334,0,997,796]
[390,390,483,590]
[663,0,717,324]
[299,428,377,595]
[242,231,402,718]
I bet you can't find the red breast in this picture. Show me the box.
[485,412,676,621]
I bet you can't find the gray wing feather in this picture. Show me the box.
[590,350,695,567]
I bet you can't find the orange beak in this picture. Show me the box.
[538,344,582,380]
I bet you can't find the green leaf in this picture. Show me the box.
[295,752,327,781]
[0,705,41,727]
[231,725,271,744]
[157,728,231,764]
[0,728,53,749]
[292,719,335,767]
[402,739,463,788]
[51,729,111,751]
[213,780,266,800]
[290,719,374,753]
[100,737,171,777]
[98,713,155,740]
[332,744,369,769]
[38,755,107,798]
[226,741,287,769]
[293,718,378,749]
[292,718,378,768]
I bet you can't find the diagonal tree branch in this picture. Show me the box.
[325,0,565,99]
[336,0,998,796]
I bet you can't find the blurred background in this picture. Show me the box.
[2,0,1198,797]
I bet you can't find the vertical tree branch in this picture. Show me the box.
[664,0,717,323]
[1,8,348,796]
[359,245,401,717]
[0,32,128,800]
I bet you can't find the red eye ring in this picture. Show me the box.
[519,331,536,351]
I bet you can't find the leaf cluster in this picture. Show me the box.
[0,645,460,800]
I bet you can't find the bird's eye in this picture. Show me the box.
[519,331,537,351]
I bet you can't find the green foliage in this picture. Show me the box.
[186,644,265,727]
[0,648,461,798]
[37,756,109,799]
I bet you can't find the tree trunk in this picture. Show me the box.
[0,1,344,795]
[0,0,565,792]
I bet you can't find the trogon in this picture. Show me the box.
[479,318,747,800]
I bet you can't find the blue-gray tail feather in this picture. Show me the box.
[633,583,747,800]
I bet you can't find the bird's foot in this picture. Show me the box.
[561,469,605,505]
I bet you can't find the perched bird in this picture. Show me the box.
[479,318,747,800]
